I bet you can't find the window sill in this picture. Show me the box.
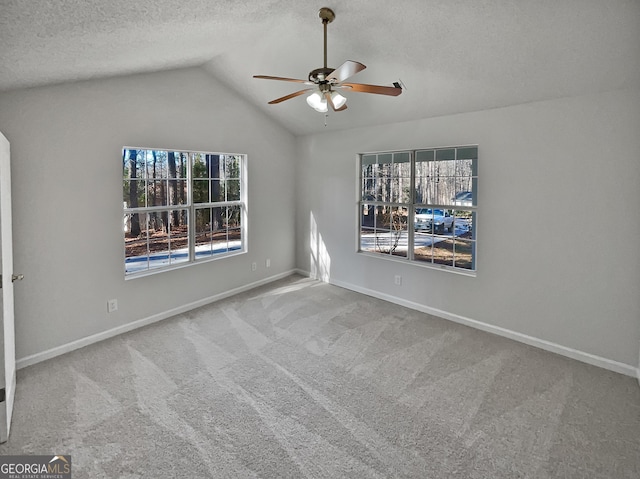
[357,250,477,277]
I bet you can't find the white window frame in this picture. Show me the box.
[358,145,477,275]
[123,147,247,278]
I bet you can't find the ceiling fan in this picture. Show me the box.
[253,7,402,113]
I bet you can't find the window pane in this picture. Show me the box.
[364,206,408,256]
[456,159,474,178]
[227,205,242,253]
[436,149,456,161]
[439,160,456,177]
[398,177,411,203]
[454,210,475,240]
[138,150,150,178]
[378,153,392,164]
[227,205,242,228]
[145,150,166,180]
[380,179,392,202]
[470,211,477,239]
[398,161,411,178]
[432,238,455,267]
[362,177,376,201]
[124,213,149,274]
[416,150,434,162]
[169,180,187,205]
[193,180,210,203]
[362,154,376,165]
[123,179,146,208]
[371,230,392,254]
[226,179,240,201]
[148,180,167,206]
[362,163,375,179]
[360,227,376,253]
[123,149,146,179]
[225,155,241,179]
[457,146,477,160]
[453,239,475,270]
[177,153,189,178]
[154,151,168,178]
[229,228,242,253]
[147,212,170,271]
[167,152,180,180]
[195,208,213,259]
[192,153,208,179]
[472,178,478,206]
[211,207,227,254]
[414,207,454,234]
[390,207,408,258]
[390,178,401,203]
[211,180,223,202]
[361,204,375,228]
[414,238,433,264]
[209,155,223,179]
[169,209,189,265]
[394,152,410,163]
[414,161,428,204]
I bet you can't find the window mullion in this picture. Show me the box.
[187,152,195,263]
[408,150,415,261]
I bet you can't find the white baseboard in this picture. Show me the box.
[637,345,640,386]
[301,271,638,378]
[19,268,638,380]
[16,270,296,370]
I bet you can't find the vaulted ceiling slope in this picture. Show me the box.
[1,0,639,135]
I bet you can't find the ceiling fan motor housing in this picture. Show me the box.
[308,67,335,84]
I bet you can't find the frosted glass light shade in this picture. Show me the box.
[330,91,347,109]
[306,91,328,112]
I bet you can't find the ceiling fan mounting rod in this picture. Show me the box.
[318,7,335,69]
[323,19,327,68]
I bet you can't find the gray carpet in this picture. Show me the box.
[1,275,639,478]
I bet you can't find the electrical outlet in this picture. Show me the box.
[266,258,271,268]
[394,275,402,286]
[251,262,257,271]
[107,299,118,313]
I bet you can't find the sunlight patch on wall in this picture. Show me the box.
[310,212,331,282]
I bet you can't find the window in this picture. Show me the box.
[123,148,246,276]
[359,146,477,273]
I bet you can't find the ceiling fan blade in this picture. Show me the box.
[268,88,314,104]
[254,75,313,85]
[339,82,403,96]
[326,61,366,83]
[324,92,347,112]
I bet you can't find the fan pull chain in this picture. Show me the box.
[324,113,328,127]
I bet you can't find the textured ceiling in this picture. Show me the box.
[1,0,639,135]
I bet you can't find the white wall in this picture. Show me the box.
[295,88,640,369]
[1,65,638,374]
[0,67,296,360]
